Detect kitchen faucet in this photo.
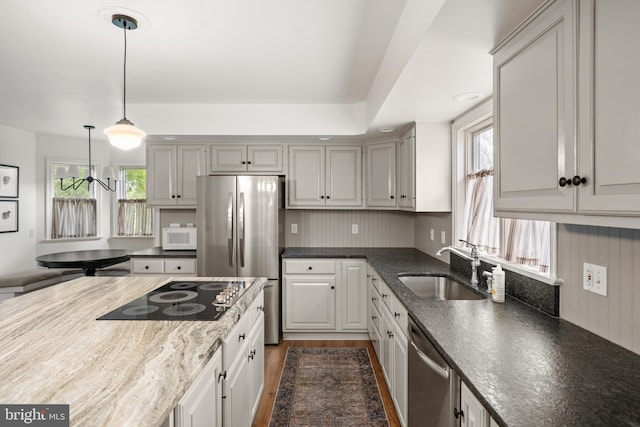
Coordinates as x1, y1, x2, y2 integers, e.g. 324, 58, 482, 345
436, 240, 481, 288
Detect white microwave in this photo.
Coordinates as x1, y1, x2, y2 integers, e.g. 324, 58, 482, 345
162, 227, 197, 250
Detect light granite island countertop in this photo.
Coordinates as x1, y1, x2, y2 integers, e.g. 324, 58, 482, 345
0, 275, 265, 426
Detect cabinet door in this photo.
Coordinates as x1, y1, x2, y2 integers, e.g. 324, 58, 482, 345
209, 145, 247, 172
284, 275, 336, 329
461, 382, 488, 427
147, 144, 177, 206
247, 145, 283, 172
175, 348, 222, 427
223, 357, 250, 427
288, 146, 325, 207
578, 0, 640, 213
177, 145, 205, 206
398, 129, 416, 210
380, 306, 394, 387
326, 146, 363, 207
247, 316, 265, 418
392, 321, 408, 427
340, 260, 367, 330
366, 141, 397, 207
493, 0, 575, 213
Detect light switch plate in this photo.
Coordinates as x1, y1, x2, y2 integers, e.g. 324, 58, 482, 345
430, 229, 435, 241
441, 231, 446, 244
291, 224, 298, 234
583, 262, 607, 296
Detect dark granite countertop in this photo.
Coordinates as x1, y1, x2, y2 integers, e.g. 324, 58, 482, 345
282, 247, 640, 427
127, 247, 196, 258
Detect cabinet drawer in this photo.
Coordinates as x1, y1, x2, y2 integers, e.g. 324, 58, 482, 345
391, 299, 408, 337
248, 290, 264, 325
223, 311, 251, 369
284, 259, 336, 275
165, 259, 196, 274
380, 280, 393, 311
131, 259, 164, 274
370, 299, 382, 336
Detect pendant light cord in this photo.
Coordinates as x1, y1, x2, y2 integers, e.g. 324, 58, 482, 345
122, 26, 128, 120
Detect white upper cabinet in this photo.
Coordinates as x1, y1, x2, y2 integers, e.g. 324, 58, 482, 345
577, 0, 640, 214
366, 140, 397, 208
493, 0, 640, 227
288, 145, 362, 208
209, 144, 283, 173
493, 0, 575, 214
147, 144, 205, 207
397, 123, 451, 212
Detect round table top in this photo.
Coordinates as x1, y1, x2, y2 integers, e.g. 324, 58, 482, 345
36, 249, 130, 272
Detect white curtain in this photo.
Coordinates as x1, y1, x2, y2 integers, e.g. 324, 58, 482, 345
117, 199, 153, 236
51, 198, 97, 239
462, 169, 550, 272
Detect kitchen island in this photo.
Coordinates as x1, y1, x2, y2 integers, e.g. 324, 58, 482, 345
283, 247, 640, 426
0, 275, 265, 426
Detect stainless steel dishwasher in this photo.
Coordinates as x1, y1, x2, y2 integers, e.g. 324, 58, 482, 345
408, 316, 460, 427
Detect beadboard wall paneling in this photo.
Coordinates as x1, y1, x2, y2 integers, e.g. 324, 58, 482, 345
559, 224, 640, 355
285, 210, 414, 247
414, 212, 453, 258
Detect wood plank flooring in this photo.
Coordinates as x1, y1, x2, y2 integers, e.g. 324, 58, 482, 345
252, 340, 401, 427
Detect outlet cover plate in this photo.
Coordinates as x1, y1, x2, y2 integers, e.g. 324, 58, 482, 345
583, 262, 607, 296
352, 224, 358, 234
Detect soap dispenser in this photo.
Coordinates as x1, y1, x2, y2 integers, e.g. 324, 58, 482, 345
491, 264, 505, 303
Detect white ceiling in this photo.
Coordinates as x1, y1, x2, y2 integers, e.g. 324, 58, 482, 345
0, 0, 544, 140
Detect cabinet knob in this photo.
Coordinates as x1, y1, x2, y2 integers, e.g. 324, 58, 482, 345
247, 161, 252, 165
218, 371, 227, 382
241, 161, 246, 164
177, 266, 181, 270
372, 315, 377, 320
382, 293, 388, 299
387, 330, 394, 337
394, 312, 400, 318
372, 297, 377, 302
171, 195, 176, 199
176, 195, 181, 198
390, 195, 394, 199
307, 266, 313, 271
572, 175, 587, 186
320, 195, 325, 199
238, 333, 246, 341
257, 305, 264, 311
326, 195, 330, 199
559, 177, 570, 187
330, 285, 335, 290
454, 408, 464, 419
145, 265, 149, 270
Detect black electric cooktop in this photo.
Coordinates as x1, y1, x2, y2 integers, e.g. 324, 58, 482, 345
97, 280, 249, 321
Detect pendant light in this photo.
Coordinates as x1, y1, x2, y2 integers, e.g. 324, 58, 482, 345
104, 14, 146, 150
56, 125, 118, 192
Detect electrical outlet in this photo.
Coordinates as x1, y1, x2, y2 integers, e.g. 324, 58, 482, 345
291, 223, 298, 234
441, 231, 446, 244
583, 262, 607, 296
352, 224, 359, 234
430, 229, 434, 241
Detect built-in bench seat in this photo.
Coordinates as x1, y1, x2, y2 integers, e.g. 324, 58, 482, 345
0, 261, 131, 301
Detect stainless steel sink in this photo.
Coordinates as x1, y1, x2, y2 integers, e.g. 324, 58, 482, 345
398, 274, 485, 300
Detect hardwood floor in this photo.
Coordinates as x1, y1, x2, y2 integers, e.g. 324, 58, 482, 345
252, 340, 401, 427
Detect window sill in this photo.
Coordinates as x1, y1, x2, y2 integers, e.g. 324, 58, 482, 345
109, 236, 155, 239
453, 247, 560, 286
41, 237, 103, 243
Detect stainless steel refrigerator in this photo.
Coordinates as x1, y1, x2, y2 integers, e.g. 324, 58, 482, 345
197, 175, 284, 344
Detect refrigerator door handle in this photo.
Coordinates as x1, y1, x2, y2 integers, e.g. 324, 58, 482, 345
239, 192, 245, 268
227, 192, 234, 267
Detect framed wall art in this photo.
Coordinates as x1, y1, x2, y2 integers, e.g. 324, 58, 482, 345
0, 164, 19, 198
0, 200, 18, 233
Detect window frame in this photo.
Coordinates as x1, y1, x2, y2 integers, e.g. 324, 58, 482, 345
45, 157, 102, 242
451, 98, 558, 284
111, 163, 155, 239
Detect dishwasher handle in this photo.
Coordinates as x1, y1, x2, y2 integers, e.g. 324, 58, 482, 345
409, 339, 450, 380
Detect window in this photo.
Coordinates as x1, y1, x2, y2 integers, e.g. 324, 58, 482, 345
453, 99, 552, 276
50, 162, 97, 239
116, 166, 152, 237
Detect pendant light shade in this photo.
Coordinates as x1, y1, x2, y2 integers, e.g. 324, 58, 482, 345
105, 14, 145, 150
104, 118, 146, 150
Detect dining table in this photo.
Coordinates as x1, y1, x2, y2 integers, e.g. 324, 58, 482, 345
36, 249, 130, 276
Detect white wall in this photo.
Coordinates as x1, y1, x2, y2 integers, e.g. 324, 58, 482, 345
0, 124, 37, 274
414, 212, 452, 258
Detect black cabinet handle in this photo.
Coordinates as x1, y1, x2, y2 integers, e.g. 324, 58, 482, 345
394, 312, 400, 318
390, 195, 394, 199
171, 195, 176, 199
326, 195, 330, 199
238, 333, 246, 341
307, 266, 313, 271
454, 408, 464, 419
559, 177, 568, 187
330, 285, 335, 290
320, 195, 325, 199
177, 195, 181, 198
241, 161, 246, 164
145, 266, 149, 270
177, 266, 181, 270
218, 371, 227, 382
572, 175, 587, 186
247, 161, 252, 164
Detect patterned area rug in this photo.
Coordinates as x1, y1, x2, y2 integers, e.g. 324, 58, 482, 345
269, 347, 389, 426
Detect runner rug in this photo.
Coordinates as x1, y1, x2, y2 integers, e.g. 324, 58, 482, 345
269, 347, 389, 426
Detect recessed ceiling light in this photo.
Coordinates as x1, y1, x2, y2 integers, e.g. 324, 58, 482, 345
163, 136, 177, 140
378, 127, 395, 133
452, 92, 482, 102
318, 137, 331, 141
